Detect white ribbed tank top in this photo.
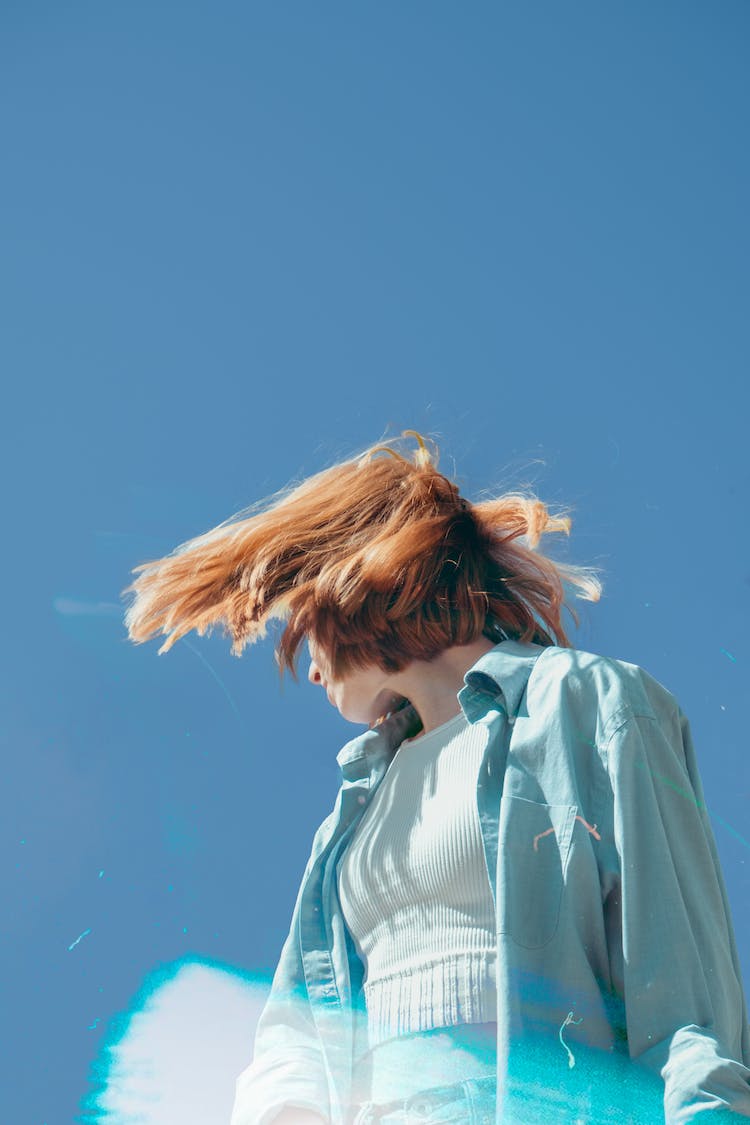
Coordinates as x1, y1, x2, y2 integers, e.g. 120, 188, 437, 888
337, 708, 498, 1051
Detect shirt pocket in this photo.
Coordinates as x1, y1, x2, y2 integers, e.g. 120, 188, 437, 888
496, 795, 577, 949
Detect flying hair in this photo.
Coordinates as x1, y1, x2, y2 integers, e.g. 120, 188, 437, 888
121, 431, 602, 678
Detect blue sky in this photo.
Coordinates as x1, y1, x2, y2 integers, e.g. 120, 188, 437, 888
1, 3, 748, 1122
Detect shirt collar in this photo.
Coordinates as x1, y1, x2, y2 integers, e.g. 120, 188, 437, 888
457, 638, 547, 723
336, 701, 422, 781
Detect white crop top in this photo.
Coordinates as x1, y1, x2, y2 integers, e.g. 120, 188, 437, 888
337, 708, 498, 1049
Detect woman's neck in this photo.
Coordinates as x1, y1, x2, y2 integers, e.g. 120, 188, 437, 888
389, 636, 498, 736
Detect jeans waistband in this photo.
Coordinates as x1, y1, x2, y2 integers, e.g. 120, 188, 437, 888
349, 1074, 496, 1124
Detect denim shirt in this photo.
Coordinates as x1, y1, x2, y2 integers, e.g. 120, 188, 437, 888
230, 641, 750, 1125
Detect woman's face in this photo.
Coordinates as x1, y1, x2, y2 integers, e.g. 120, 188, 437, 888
307, 637, 403, 726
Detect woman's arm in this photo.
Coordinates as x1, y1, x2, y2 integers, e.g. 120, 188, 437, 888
230, 821, 337, 1125
230, 965, 332, 1125
601, 701, 750, 1122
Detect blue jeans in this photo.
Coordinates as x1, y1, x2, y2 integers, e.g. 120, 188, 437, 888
349, 1075, 496, 1124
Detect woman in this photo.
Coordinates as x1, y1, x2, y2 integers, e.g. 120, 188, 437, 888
123, 432, 750, 1125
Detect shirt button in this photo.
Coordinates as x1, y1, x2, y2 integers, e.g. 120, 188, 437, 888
357, 795, 366, 804
409, 1097, 433, 1116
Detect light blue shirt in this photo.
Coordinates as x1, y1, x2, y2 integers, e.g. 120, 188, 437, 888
230, 641, 750, 1124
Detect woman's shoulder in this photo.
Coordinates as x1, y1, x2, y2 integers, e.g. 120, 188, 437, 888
529, 643, 681, 729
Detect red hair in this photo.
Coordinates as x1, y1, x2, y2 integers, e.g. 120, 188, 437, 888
122, 432, 601, 677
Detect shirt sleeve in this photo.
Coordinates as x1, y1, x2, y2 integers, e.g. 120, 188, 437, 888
600, 702, 750, 1123
229, 838, 333, 1125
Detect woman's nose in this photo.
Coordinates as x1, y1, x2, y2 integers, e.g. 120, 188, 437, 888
308, 660, 322, 686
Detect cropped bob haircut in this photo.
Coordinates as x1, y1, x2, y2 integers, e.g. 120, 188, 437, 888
122, 432, 601, 680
